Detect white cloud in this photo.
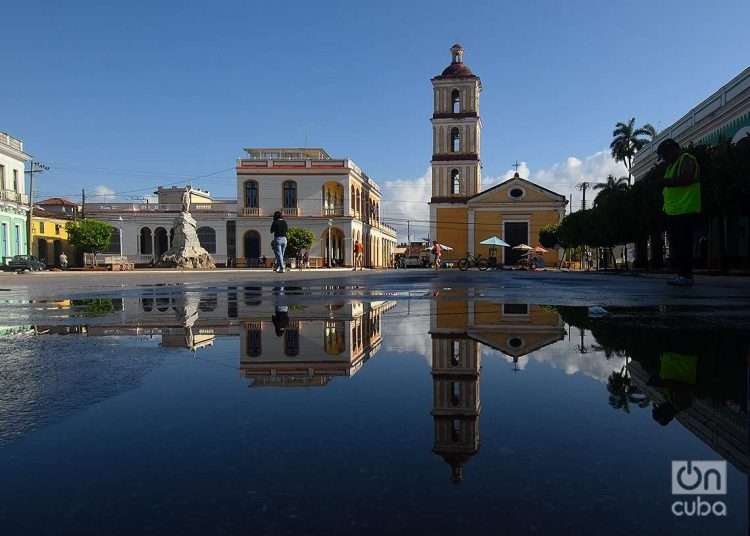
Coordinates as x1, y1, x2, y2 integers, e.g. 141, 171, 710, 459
94, 185, 116, 201
381, 168, 432, 241
380, 151, 627, 237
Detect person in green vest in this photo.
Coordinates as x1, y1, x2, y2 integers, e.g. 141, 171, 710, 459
657, 138, 701, 286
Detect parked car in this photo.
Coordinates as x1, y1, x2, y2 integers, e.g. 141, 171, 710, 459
4, 255, 46, 273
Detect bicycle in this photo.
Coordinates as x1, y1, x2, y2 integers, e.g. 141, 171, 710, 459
457, 253, 489, 271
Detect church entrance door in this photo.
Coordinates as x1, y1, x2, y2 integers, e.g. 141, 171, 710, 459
503, 222, 528, 266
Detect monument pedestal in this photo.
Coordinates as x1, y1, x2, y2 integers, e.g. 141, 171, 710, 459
158, 212, 216, 269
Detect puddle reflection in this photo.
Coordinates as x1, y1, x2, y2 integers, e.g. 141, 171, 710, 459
0, 288, 748, 533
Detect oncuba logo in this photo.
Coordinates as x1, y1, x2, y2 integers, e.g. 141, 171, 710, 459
671, 460, 727, 517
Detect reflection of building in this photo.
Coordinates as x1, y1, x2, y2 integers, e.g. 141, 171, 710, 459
628, 360, 749, 473
431, 334, 481, 483
428, 45, 567, 266
429, 299, 564, 480
240, 301, 395, 387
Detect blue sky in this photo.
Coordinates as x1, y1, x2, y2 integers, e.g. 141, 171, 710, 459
2, 0, 748, 230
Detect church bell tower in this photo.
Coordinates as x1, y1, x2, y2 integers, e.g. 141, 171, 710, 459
430, 44, 482, 201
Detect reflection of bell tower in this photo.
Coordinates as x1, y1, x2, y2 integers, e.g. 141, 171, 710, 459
431, 336, 481, 483
430, 43, 482, 201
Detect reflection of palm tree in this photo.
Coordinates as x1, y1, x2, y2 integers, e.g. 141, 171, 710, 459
610, 118, 656, 185
606, 357, 650, 413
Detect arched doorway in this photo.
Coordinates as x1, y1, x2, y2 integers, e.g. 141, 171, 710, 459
154, 227, 169, 257
243, 231, 261, 265
321, 227, 345, 266
38, 238, 49, 264
140, 227, 153, 257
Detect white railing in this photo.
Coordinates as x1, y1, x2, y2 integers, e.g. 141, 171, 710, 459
0, 132, 23, 152
241, 207, 262, 216
0, 189, 29, 204
280, 207, 301, 217
322, 206, 344, 217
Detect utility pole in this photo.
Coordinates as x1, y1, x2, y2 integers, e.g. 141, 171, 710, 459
569, 194, 572, 215
407, 220, 410, 244
24, 161, 49, 256
81, 188, 86, 219
576, 181, 592, 211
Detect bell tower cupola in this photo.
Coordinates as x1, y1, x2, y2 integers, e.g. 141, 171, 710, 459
430, 44, 482, 202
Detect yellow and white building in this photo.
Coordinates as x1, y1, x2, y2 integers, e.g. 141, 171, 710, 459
429, 45, 567, 266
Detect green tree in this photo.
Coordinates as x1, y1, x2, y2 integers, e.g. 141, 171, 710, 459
610, 118, 656, 185
538, 224, 559, 249
286, 227, 314, 259
65, 219, 112, 254
593, 175, 629, 206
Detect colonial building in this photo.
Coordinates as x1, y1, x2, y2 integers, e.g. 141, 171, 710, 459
236, 148, 397, 267
0, 131, 30, 263
632, 66, 750, 180
87, 147, 397, 268
429, 45, 567, 266
32, 198, 79, 267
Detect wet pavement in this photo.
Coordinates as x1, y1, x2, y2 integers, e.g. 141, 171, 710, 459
0, 275, 748, 535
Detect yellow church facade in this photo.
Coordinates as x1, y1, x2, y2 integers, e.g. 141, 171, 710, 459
429, 45, 567, 266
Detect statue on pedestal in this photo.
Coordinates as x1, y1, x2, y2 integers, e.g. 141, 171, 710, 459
158, 186, 216, 269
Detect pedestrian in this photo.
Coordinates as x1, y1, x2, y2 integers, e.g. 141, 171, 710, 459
432, 241, 442, 270
303, 250, 310, 269
353, 239, 364, 271
658, 138, 701, 286
270, 211, 288, 273
59, 251, 68, 270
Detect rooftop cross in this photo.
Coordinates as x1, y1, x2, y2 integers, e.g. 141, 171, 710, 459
512, 160, 521, 173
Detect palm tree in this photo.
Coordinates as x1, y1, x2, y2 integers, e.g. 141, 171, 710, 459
610, 118, 656, 185
593, 175, 629, 206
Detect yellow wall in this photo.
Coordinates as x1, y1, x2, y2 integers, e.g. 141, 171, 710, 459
436, 207, 467, 259
32, 216, 70, 240
471, 211, 562, 265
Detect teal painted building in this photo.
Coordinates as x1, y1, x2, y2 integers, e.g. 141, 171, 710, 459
0, 131, 30, 263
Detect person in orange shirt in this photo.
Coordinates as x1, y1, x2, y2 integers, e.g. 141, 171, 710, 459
353, 240, 364, 271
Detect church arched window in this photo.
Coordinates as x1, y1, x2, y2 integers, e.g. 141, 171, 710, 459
450, 127, 460, 152
451, 89, 460, 113
451, 169, 461, 195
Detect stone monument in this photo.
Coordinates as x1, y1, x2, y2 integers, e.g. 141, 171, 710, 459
158, 186, 216, 269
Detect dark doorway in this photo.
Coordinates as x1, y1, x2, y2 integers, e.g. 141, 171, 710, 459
38, 239, 49, 264
244, 231, 260, 263
53, 240, 63, 266
504, 222, 528, 266
155, 228, 169, 257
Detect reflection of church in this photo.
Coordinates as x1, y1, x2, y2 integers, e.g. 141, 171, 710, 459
430, 298, 564, 481
240, 301, 395, 387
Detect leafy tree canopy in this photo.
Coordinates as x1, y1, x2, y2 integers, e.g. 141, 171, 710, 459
286, 227, 315, 258
65, 219, 112, 254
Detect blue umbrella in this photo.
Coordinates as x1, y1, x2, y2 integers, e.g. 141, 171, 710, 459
480, 236, 510, 247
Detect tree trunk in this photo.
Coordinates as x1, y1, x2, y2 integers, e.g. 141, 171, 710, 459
719, 216, 728, 275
